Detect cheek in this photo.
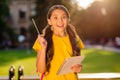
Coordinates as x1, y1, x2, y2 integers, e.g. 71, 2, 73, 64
64, 19, 69, 23
64, 20, 69, 26
51, 20, 57, 25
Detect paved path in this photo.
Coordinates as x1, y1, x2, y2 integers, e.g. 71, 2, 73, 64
85, 44, 120, 53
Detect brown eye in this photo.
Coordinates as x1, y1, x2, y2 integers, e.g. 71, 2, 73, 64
54, 17, 58, 20
62, 16, 67, 19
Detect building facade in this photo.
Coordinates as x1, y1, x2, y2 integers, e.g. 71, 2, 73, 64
8, 0, 36, 34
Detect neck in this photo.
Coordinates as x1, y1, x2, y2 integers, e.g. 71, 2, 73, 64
54, 31, 67, 37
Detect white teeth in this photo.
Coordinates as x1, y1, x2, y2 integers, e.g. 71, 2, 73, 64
58, 26, 62, 27
58, 25, 63, 27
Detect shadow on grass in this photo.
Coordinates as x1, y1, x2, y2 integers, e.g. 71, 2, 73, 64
0, 49, 36, 66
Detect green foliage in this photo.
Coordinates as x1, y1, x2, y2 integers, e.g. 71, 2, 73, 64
74, 0, 120, 39
0, 0, 15, 45
0, 0, 9, 16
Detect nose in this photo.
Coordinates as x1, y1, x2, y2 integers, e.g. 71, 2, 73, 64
58, 18, 63, 24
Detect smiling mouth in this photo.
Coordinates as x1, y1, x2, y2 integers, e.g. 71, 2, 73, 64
57, 25, 64, 28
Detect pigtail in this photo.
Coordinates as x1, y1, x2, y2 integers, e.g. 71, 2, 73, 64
67, 24, 81, 56
43, 25, 54, 72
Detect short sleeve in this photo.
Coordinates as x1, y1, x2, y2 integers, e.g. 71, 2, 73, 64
76, 35, 84, 49
79, 39, 85, 49
32, 38, 41, 51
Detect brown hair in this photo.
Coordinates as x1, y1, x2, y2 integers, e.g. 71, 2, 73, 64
42, 5, 80, 72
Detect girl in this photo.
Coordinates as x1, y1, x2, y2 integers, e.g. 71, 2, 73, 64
33, 5, 84, 80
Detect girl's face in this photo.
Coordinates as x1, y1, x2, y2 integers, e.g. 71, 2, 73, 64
48, 9, 69, 35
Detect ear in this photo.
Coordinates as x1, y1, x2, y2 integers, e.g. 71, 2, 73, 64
47, 19, 52, 25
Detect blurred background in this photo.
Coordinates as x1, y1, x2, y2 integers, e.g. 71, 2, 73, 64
0, 0, 120, 50
0, 0, 120, 79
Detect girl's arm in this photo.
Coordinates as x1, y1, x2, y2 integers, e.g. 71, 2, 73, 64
36, 35, 47, 73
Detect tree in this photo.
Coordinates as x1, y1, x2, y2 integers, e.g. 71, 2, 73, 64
0, 0, 15, 49
75, 0, 120, 40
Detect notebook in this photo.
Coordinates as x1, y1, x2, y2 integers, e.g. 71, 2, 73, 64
57, 55, 85, 75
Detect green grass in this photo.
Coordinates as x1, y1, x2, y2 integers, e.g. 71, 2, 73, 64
81, 48, 120, 73
0, 48, 120, 77
0, 49, 37, 77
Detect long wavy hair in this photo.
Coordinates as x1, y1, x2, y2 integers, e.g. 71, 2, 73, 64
42, 5, 81, 72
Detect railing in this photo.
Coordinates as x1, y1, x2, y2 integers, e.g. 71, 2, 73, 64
0, 65, 120, 80
0, 65, 15, 80
20, 73, 120, 80
0, 65, 23, 80
77, 73, 120, 80
0, 76, 9, 80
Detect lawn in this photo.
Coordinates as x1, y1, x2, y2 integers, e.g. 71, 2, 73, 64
0, 49, 37, 76
81, 48, 120, 73
0, 48, 120, 77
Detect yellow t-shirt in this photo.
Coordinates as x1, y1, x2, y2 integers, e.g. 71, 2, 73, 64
33, 34, 84, 80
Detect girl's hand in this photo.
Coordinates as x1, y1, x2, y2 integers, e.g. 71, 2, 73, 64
71, 64, 82, 73
37, 35, 47, 49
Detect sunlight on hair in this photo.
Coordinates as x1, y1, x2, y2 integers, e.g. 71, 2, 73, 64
76, 0, 104, 9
